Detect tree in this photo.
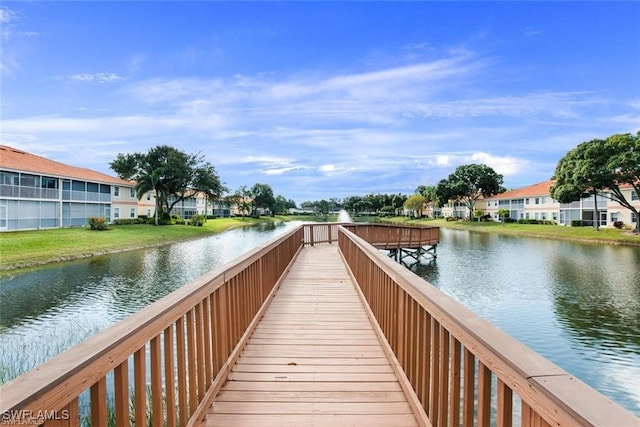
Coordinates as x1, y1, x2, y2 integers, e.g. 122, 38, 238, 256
110, 145, 225, 225
317, 200, 330, 218
416, 185, 438, 217
250, 183, 275, 215
232, 185, 252, 219
436, 164, 505, 219
404, 194, 426, 217
551, 132, 640, 232
273, 195, 290, 215
497, 208, 510, 225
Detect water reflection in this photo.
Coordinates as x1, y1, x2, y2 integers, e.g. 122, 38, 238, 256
550, 252, 640, 353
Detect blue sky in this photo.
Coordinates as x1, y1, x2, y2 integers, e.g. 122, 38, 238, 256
2, 1, 639, 204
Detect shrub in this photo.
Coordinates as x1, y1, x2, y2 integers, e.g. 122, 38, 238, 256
88, 216, 108, 230
504, 218, 517, 223
613, 220, 624, 229
189, 214, 206, 226
171, 214, 185, 225
147, 212, 172, 225
571, 220, 588, 227
518, 219, 540, 225
113, 218, 145, 225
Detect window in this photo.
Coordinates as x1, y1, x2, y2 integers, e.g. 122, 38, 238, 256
20, 174, 38, 187
130, 188, 136, 198
541, 213, 547, 220
632, 190, 639, 201
632, 213, 638, 224
1, 172, 19, 185
41, 177, 58, 189
114, 187, 119, 196
147, 209, 151, 216
525, 213, 530, 219
146, 193, 151, 201
526, 198, 530, 205
541, 196, 546, 204
611, 212, 619, 222
114, 208, 120, 219
535, 197, 540, 205
130, 208, 136, 218
552, 212, 558, 221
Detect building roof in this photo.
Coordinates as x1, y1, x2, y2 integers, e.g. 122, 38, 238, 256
487, 180, 555, 200
0, 145, 133, 186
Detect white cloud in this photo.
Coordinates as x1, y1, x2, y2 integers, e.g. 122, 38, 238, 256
53, 72, 127, 83
469, 152, 528, 176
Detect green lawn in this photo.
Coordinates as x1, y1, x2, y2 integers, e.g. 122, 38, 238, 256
0, 216, 287, 271
381, 216, 640, 245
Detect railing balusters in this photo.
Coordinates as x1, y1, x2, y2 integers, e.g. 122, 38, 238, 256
89, 376, 107, 427
202, 296, 213, 388
429, 319, 441, 424
176, 316, 188, 427
497, 378, 513, 427
423, 312, 432, 413
477, 362, 492, 426
134, 347, 147, 427
462, 349, 475, 427
114, 360, 129, 426
438, 327, 450, 427
186, 309, 197, 414
195, 302, 206, 401
150, 336, 163, 427
164, 325, 177, 427
449, 338, 462, 427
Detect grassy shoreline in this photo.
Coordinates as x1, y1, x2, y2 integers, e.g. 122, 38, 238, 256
0, 216, 292, 273
380, 216, 640, 246
2, 215, 638, 274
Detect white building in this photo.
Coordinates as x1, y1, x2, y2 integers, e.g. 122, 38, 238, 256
0, 145, 137, 231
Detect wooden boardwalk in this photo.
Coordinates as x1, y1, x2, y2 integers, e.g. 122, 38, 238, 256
200, 244, 420, 427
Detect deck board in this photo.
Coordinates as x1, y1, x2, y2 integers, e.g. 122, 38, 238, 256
200, 245, 420, 427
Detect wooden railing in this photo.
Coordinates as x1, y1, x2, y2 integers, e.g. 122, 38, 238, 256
337, 225, 639, 427
303, 222, 439, 250
302, 222, 343, 245
344, 223, 439, 249
0, 226, 305, 426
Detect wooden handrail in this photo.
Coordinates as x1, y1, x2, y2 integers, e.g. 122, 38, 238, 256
0, 226, 305, 426
337, 225, 639, 427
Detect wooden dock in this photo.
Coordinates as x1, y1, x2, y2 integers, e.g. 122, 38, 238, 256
200, 245, 421, 427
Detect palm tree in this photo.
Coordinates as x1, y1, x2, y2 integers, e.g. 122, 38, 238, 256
135, 169, 166, 226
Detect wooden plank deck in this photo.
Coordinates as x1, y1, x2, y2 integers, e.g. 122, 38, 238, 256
200, 245, 420, 427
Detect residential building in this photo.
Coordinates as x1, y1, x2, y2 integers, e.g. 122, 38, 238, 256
485, 180, 639, 228
0, 145, 137, 231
